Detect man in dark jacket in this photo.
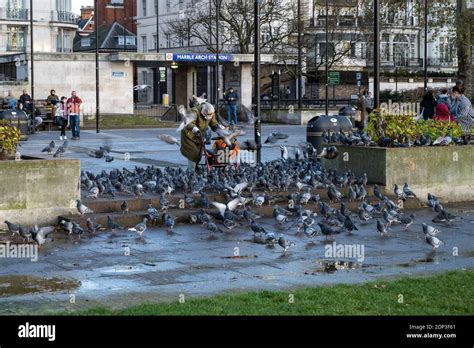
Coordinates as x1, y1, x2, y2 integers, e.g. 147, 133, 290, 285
19, 89, 32, 112
225, 87, 239, 124
180, 102, 224, 170
420, 89, 437, 120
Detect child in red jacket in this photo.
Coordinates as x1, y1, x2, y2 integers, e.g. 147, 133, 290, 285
434, 103, 454, 122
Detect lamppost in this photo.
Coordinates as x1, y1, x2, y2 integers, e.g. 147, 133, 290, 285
297, 0, 302, 110
95, 0, 100, 133
325, 0, 329, 115
29, 0, 34, 106
254, 0, 261, 164
373, 0, 380, 109
423, 0, 428, 91
215, 0, 221, 108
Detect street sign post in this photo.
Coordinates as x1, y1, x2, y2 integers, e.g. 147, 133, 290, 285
328, 71, 340, 85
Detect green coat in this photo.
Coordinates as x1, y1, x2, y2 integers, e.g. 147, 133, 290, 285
180, 105, 219, 162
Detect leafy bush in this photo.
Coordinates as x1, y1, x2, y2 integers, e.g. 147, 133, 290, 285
367, 112, 463, 144
0, 121, 21, 159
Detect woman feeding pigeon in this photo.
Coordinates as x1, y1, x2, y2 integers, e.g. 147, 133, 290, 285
180, 102, 225, 170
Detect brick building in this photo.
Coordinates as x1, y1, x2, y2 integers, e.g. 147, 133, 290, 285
97, 0, 136, 34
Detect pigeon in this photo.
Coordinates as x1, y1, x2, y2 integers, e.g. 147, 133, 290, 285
400, 213, 415, 231
344, 216, 358, 235
162, 213, 175, 233
264, 132, 289, 144
222, 219, 238, 231
373, 184, 384, 200
303, 225, 318, 241
211, 198, 242, 218
376, 220, 388, 235
280, 145, 288, 160
107, 216, 122, 234
225, 182, 248, 197
30, 225, 55, 248
71, 223, 84, 240
121, 201, 129, 215
128, 218, 147, 239
394, 184, 406, 201
403, 183, 417, 198
358, 208, 371, 224
205, 221, 224, 236
105, 155, 114, 162
383, 209, 401, 228
159, 134, 180, 146
133, 184, 144, 198
60, 219, 73, 234
76, 200, 93, 215
278, 236, 295, 255
425, 233, 444, 250
147, 204, 160, 224
317, 222, 341, 240
53, 141, 68, 157
16, 225, 31, 242
41, 141, 55, 154
250, 219, 266, 235
176, 105, 197, 132
200, 192, 209, 208
133, 84, 153, 91
4, 220, 20, 234
87, 186, 99, 199
86, 218, 102, 234
422, 223, 441, 237
432, 208, 456, 224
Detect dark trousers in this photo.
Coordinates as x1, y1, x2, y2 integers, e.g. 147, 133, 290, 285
60, 118, 68, 136
226, 104, 238, 124
69, 115, 80, 137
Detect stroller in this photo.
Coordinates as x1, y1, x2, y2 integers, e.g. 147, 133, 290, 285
195, 135, 240, 173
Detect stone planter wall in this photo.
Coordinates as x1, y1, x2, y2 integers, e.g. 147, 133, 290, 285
0, 158, 81, 228
323, 145, 474, 202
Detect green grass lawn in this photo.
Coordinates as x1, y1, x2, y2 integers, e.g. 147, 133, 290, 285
75, 270, 473, 316
83, 115, 177, 129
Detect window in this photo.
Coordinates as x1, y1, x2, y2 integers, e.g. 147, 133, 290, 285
166, 33, 171, 48
319, 42, 335, 58
343, 42, 356, 58
81, 37, 91, 47
439, 37, 454, 63
142, 71, 148, 85
111, 0, 124, 4
142, 0, 147, 16
141, 35, 147, 52
153, 34, 157, 49
339, 16, 355, 27
166, 0, 171, 12
179, 0, 184, 11
6, 26, 25, 51
56, 0, 71, 12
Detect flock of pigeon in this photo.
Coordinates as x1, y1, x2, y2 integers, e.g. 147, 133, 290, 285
4, 151, 456, 254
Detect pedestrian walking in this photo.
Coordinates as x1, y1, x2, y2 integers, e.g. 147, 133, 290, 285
67, 91, 83, 140
225, 87, 239, 125
55, 96, 69, 140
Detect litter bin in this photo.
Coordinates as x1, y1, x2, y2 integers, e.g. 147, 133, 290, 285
306, 115, 352, 152
0, 109, 29, 141
339, 106, 357, 127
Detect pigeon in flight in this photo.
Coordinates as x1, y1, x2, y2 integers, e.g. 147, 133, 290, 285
175, 105, 197, 132
264, 132, 289, 144
158, 134, 180, 146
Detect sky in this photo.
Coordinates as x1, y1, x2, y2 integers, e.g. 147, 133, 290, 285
72, 0, 94, 14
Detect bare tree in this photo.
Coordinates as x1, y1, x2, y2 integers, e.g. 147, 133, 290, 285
163, 0, 297, 54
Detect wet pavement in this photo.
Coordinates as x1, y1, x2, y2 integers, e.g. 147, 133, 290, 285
1, 126, 472, 314
0, 203, 473, 314
18, 125, 304, 172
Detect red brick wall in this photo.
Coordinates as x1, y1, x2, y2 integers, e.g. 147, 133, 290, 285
97, 0, 137, 34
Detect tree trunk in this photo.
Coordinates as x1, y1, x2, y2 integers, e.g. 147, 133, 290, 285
456, 0, 472, 98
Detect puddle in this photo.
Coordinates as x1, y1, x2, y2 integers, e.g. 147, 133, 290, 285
397, 257, 439, 268
0, 275, 80, 297
308, 260, 372, 274
95, 265, 146, 274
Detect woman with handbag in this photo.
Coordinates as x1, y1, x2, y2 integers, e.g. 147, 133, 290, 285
54, 96, 69, 140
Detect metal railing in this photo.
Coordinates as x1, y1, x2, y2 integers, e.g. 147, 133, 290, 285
6, 44, 25, 52
260, 98, 353, 110
427, 57, 457, 68
133, 103, 179, 121
51, 10, 78, 24
0, 8, 29, 20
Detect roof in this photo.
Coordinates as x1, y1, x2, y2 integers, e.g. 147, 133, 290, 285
73, 21, 137, 52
